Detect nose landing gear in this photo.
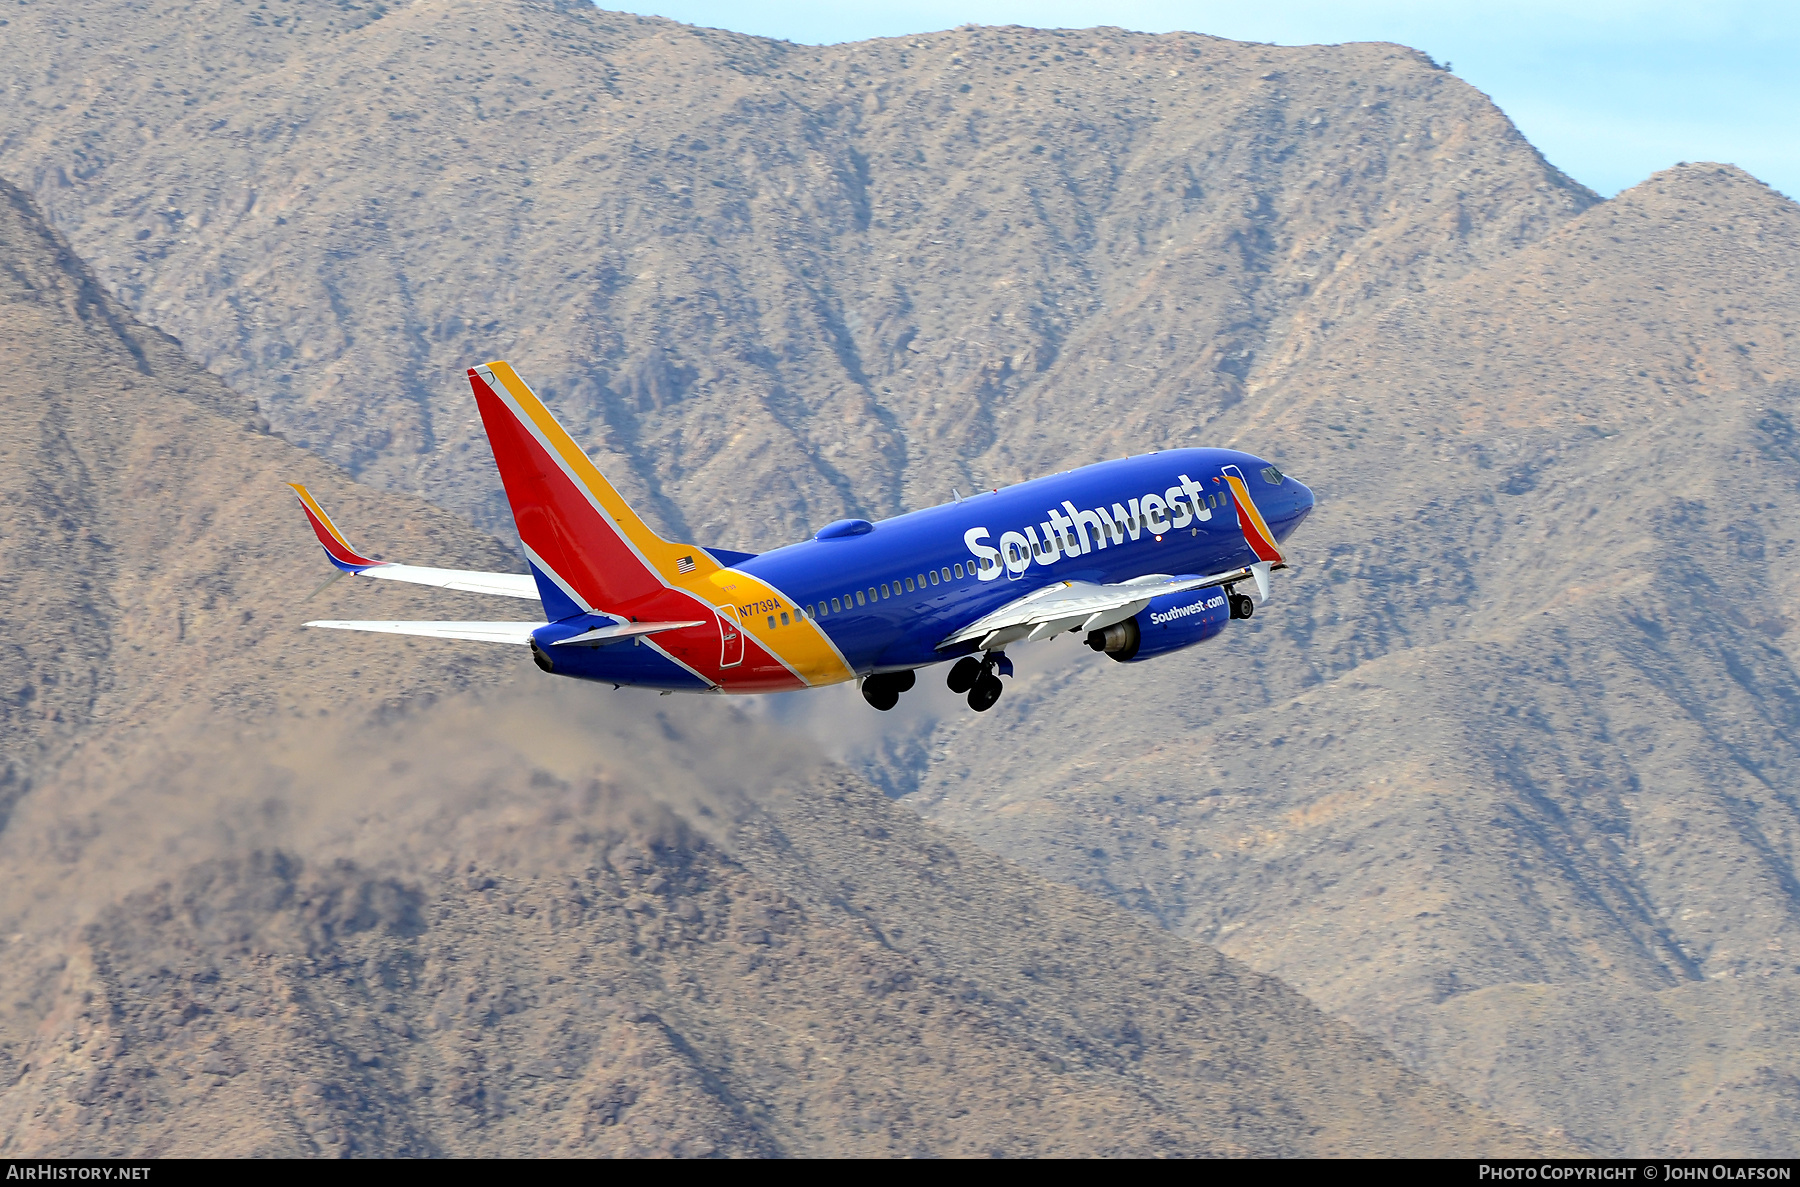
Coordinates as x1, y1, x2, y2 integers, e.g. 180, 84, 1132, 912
947, 653, 1009, 712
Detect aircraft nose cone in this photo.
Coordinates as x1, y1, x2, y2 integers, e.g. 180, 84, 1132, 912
1281, 477, 1315, 533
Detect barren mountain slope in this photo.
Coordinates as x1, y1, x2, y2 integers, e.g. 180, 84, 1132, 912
0, 713, 1539, 1158
0, 0, 1591, 541
0, 179, 1542, 1156
902, 165, 1800, 1155
6, 0, 1791, 1153
0, 176, 518, 812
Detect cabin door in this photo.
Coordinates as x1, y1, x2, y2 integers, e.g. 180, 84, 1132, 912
717, 609, 745, 668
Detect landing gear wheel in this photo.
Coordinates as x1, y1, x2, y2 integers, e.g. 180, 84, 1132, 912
861, 681, 900, 711
968, 673, 1003, 712
946, 656, 983, 694
861, 669, 915, 711
1230, 593, 1255, 620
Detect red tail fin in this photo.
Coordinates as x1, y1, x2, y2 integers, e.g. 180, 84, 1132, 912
468, 362, 718, 616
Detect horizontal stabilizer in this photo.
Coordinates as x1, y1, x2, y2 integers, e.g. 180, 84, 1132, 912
552, 620, 706, 647
303, 620, 545, 645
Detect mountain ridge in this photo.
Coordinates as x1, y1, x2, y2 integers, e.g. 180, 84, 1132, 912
0, 0, 1593, 542
0, 174, 1544, 1156
5, 0, 1800, 1153
903, 160, 1800, 1153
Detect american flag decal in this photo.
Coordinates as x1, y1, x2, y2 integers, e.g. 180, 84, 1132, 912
677, 554, 696, 575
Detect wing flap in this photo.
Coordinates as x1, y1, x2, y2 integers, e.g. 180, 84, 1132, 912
938, 567, 1256, 650
303, 620, 545, 645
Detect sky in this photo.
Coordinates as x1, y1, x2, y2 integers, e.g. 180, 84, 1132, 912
614, 1, 1798, 201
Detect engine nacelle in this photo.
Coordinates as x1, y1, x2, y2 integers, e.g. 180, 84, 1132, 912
1086, 583, 1231, 663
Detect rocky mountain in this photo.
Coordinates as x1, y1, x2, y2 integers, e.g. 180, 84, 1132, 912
0, 171, 517, 815
901, 162, 1800, 1154
5, 0, 1800, 1156
0, 178, 1537, 1155
0, 0, 1589, 541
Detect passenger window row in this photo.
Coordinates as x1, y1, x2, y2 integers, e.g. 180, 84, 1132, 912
800, 562, 968, 621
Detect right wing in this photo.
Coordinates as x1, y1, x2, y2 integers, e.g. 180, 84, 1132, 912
289, 483, 540, 600
938, 566, 1260, 651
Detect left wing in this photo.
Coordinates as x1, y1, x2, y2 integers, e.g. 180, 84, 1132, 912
289, 483, 540, 600
938, 566, 1261, 651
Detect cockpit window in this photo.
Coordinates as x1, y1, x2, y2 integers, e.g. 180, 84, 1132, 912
1260, 465, 1285, 485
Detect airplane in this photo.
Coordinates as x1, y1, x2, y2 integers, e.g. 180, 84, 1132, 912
291, 361, 1315, 712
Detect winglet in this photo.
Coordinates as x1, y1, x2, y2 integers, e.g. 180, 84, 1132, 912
288, 483, 383, 572
1221, 465, 1287, 567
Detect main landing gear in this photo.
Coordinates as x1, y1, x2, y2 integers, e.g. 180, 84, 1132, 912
860, 668, 916, 711
946, 652, 1010, 713
1228, 590, 1255, 620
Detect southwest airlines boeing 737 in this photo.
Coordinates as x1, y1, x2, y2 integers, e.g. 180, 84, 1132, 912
292, 362, 1315, 712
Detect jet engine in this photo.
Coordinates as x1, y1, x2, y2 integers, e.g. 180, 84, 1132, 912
1086, 584, 1231, 663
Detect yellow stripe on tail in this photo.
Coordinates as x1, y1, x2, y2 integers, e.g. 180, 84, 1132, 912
480, 361, 721, 585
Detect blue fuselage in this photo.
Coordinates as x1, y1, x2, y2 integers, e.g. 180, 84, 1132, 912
739, 447, 1313, 673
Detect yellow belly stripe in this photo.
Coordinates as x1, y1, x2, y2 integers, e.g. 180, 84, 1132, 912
697, 569, 856, 687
